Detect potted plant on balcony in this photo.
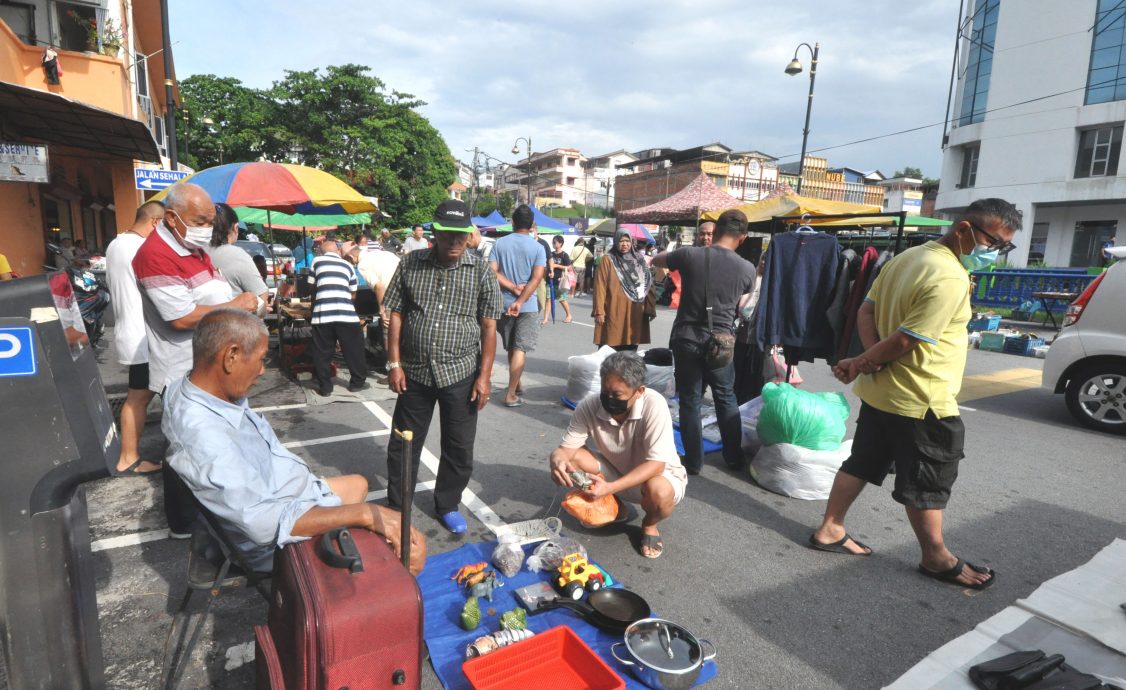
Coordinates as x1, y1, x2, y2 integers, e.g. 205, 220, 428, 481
66, 9, 98, 52
101, 19, 123, 57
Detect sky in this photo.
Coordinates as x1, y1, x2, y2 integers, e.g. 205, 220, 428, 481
170, 0, 961, 178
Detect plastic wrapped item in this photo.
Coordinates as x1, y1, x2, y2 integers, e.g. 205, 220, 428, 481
526, 537, 588, 573
561, 489, 620, 528
740, 397, 764, 455
750, 440, 853, 500
565, 345, 616, 404
465, 629, 535, 659
491, 533, 525, 578
756, 383, 850, 451
645, 364, 675, 398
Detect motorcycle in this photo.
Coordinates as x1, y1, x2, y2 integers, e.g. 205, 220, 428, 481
65, 265, 111, 347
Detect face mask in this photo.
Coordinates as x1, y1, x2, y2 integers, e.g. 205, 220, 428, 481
957, 230, 999, 272
172, 211, 213, 249
600, 391, 630, 415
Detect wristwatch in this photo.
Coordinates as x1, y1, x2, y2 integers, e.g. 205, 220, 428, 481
387, 361, 402, 370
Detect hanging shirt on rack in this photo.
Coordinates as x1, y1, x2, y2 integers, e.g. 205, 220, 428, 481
835, 246, 880, 362
824, 248, 860, 364
755, 230, 840, 361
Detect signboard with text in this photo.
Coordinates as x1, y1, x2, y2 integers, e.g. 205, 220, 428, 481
0, 142, 49, 184
134, 167, 190, 191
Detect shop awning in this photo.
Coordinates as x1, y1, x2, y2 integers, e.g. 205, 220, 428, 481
701, 193, 880, 223
0, 81, 161, 162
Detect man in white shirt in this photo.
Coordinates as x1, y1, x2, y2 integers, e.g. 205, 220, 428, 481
549, 352, 687, 559
105, 201, 165, 475
402, 225, 429, 253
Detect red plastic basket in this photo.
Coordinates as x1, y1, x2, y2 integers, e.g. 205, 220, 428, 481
462, 626, 625, 690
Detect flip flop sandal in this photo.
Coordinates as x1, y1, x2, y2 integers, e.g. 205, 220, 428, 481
918, 558, 995, 590
808, 533, 872, 556
116, 458, 162, 477
639, 534, 664, 559
503, 397, 525, 408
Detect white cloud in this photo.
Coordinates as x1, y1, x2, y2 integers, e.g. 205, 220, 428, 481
172, 0, 962, 176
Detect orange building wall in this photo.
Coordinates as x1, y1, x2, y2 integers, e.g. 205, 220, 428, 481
0, 182, 47, 276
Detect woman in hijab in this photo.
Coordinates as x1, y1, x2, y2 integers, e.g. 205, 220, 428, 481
592, 228, 656, 351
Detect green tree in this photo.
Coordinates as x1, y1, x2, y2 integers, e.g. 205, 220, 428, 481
893, 166, 925, 179
179, 75, 277, 170
471, 191, 497, 216
496, 192, 516, 218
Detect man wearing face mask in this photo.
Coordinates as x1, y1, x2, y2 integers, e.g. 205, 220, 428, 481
132, 183, 258, 536
549, 352, 687, 559
810, 198, 1019, 591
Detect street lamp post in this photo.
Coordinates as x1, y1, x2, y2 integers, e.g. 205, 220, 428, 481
181, 109, 190, 163
785, 42, 819, 195
511, 136, 532, 205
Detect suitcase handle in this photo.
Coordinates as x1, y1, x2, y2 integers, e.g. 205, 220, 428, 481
319, 528, 365, 573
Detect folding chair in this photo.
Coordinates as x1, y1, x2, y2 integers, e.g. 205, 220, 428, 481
162, 476, 272, 690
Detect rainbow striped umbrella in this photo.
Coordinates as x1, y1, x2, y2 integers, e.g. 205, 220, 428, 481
151, 161, 376, 215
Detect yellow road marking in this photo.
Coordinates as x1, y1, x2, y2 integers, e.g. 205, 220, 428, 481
958, 367, 1043, 403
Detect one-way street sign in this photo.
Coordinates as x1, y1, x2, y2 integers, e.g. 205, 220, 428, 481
134, 168, 189, 191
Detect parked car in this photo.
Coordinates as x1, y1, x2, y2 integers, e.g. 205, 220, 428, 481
235, 240, 278, 289
1042, 247, 1126, 435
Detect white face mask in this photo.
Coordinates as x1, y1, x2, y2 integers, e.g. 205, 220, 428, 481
171, 211, 213, 249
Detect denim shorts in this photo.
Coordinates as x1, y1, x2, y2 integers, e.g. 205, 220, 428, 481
840, 402, 965, 510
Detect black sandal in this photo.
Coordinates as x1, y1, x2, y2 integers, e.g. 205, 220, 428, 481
639, 534, 664, 559
918, 558, 995, 590
116, 458, 162, 477
808, 533, 872, 555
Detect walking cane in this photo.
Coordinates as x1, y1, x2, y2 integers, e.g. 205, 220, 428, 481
393, 428, 414, 570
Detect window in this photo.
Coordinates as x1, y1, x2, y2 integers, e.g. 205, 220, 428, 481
1075, 125, 1122, 178
135, 52, 149, 97
0, 2, 36, 44
959, 144, 980, 187
1028, 222, 1049, 263
1070, 221, 1117, 267
1086, 0, 1126, 104
957, 0, 998, 126
55, 2, 95, 52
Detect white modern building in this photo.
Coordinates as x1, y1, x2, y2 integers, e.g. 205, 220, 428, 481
880, 176, 924, 215
583, 149, 637, 209
937, 0, 1126, 267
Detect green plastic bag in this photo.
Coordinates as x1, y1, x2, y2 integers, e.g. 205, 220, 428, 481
756, 383, 850, 450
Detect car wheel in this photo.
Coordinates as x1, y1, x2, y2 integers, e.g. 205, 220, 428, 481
1064, 363, 1126, 435
564, 581, 584, 600
586, 578, 603, 593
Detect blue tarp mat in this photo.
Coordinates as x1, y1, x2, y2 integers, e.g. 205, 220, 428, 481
417, 541, 716, 690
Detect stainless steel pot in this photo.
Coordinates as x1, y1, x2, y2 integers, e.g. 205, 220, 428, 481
611, 618, 716, 690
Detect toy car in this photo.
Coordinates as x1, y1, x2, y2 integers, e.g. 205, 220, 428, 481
556, 553, 604, 600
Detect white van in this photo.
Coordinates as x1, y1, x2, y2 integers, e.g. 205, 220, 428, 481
1042, 247, 1126, 435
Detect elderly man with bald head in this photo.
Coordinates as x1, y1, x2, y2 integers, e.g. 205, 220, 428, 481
163, 308, 425, 573
132, 182, 258, 537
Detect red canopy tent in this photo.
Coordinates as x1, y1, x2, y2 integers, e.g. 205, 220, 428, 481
616, 172, 742, 224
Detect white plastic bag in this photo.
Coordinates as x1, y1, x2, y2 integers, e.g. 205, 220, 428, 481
565, 345, 617, 405
749, 440, 852, 500
492, 533, 525, 578
645, 364, 675, 398
739, 397, 764, 455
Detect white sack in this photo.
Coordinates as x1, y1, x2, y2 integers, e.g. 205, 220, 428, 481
749, 440, 852, 501
565, 345, 617, 404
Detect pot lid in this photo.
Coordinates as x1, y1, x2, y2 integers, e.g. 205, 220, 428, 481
624, 619, 702, 673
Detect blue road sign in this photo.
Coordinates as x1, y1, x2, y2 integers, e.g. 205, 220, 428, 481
0, 327, 37, 378
134, 168, 190, 191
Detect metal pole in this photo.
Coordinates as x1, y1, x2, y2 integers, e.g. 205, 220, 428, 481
159, 0, 178, 169
526, 139, 532, 206
796, 43, 819, 195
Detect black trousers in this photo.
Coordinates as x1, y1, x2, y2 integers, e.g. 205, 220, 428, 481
312, 321, 367, 388
386, 373, 478, 516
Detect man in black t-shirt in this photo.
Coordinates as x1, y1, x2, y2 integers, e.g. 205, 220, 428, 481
652, 210, 756, 474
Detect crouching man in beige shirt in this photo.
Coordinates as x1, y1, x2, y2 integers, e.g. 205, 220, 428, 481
549, 351, 688, 559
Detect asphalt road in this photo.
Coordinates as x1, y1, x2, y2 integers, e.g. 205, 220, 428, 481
84, 296, 1126, 689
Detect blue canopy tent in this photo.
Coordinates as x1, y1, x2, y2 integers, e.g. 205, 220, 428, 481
531, 206, 573, 232
472, 210, 506, 227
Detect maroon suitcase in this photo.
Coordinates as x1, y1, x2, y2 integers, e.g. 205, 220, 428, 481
261, 527, 424, 689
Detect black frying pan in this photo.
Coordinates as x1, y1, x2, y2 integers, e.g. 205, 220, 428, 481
531, 588, 651, 633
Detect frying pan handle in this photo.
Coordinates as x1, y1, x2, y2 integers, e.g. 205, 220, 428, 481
610, 643, 634, 667
530, 598, 594, 617
699, 639, 718, 662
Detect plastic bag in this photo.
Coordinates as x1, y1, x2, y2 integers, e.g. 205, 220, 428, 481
561, 484, 620, 528
750, 440, 852, 500
739, 396, 764, 455
565, 345, 617, 405
756, 383, 850, 451
492, 533, 525, 578
526, 536, 587, 573
645, 364, 675, 398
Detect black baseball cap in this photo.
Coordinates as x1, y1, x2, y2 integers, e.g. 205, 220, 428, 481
432, 199, 473, 232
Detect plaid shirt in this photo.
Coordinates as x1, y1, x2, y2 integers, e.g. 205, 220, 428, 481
383, 248, 503, 388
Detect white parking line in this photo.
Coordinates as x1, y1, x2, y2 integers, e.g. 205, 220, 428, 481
283, 429, 390, 449
569, 321, 595, 328
254, 402, 312, 413
959, 405, 978, 412
362, 401, 508, 534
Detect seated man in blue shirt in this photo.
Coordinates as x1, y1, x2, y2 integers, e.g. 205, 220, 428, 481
163, 308, 425, 574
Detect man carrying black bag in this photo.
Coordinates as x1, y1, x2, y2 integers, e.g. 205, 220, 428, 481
651, 210, 756, 475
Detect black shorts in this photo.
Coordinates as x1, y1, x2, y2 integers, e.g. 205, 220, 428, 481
840, 402, 965, 510
127, 362, 150, 391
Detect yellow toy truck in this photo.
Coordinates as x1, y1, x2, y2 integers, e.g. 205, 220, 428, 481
556, 552, 605, 600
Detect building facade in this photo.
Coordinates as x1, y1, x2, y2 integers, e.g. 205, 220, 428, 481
879, 176, 924, 215
582, 149, 637, 209
777, 157, 885, 206
726, 151, 781, 202
613, 143, 734, 214
0, 0, 172, 275
502, 147, 588, 207
936, 0, 1126, 267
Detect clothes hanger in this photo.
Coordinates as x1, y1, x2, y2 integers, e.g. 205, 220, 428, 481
794, 213, 817, 234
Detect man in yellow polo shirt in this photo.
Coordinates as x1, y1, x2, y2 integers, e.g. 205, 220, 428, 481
810, 198, 1020, 591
